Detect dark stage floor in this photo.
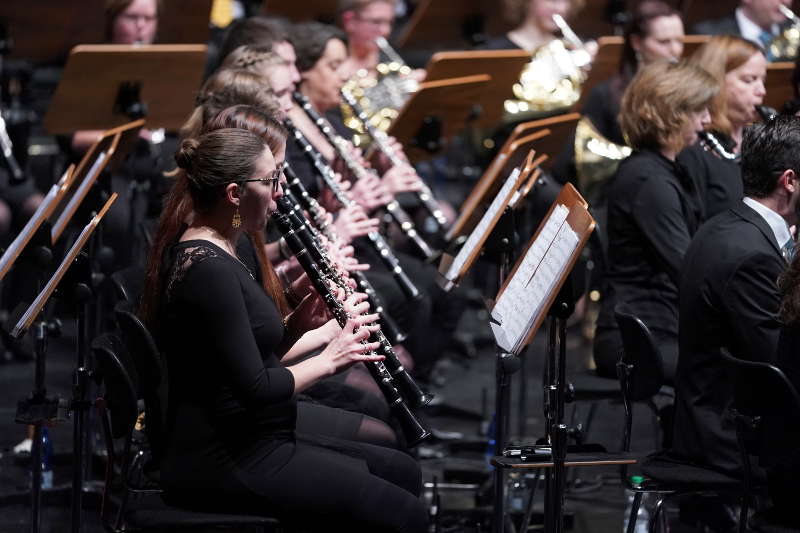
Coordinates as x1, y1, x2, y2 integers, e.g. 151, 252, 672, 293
0, 296, 702, 532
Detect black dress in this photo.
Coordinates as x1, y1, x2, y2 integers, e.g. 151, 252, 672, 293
157, 240, 427, 532
593, 150, 703, 382
677, 136, 742, 219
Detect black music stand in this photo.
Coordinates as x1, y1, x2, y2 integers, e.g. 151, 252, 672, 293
8, 192, 117, 533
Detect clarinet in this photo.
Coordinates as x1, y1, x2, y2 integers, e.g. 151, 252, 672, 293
340, 87, 448, 230
697, 131, 740, 163
272, 209, 432, 445
756, 104, 778, 122
281, 181, 408, 345
277, 196, 432, 408
292, 91, 436, 261
285, 118, 421, 301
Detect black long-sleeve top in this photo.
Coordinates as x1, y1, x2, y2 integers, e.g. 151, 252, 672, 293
158, 240, 296, 490
677, 137, 742, 219
597, 150, 703, 336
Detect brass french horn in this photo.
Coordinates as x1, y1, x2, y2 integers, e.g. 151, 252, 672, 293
574, 116, 631, 201
769, 5, 800, 61
505, 14, 593, 116
341, 36, 418, 146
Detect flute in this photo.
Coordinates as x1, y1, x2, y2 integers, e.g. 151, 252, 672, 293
272, 209, 431, 445
292, 91, 436, 261
340, 87, 448, 230
285, 118, 421, 301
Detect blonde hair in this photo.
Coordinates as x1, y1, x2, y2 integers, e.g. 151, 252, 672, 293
501, 0, 585, 25
620, 60, 718, 153
220, 44, 286, 73
688, 35, 764, 137
179, 68, 281, 141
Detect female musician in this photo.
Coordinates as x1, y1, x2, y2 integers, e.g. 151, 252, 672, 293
140, 127, 427, 531
484, 0, 585, 51
678, 35, 767, 217
289, 21, 466, 377
582, 0, 684, 146
593, 60, 716, 383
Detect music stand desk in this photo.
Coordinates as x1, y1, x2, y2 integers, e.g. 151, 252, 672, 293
44, 44, 207, 134
766, 61, 795, 112
424, 50, 531, 128
388, 74, 490, 162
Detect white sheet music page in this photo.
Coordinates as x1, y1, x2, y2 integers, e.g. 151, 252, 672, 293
490, 203, 579, 353
444, 167, 522, 281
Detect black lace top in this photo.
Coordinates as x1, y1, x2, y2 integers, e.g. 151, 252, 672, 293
158, 240, 296, 489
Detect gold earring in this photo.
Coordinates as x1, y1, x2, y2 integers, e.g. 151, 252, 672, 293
232, 207, 241, 228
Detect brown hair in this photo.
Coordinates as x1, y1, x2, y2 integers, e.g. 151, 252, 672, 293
338, 0, 397, 15
180, 68, 282, 140
104, 0, 162, 42
140, 129, 268, 328
203, 105, 291, 317
689, 35, 764, 137
620, 60, 718, 153
220, 45, 286, 74
501, 0, 585, 26
620, 1, 681, 81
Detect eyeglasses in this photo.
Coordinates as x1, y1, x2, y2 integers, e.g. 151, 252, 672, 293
355, 15, 394, 27
241, 161, 286, 192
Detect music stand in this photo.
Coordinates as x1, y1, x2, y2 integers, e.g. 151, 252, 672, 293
261, 0, 338, 23
0, 165, 74, 281
387, 74, 490, 162
438, 149, 537, 291
1, 1, 212, 63
488, 183, 595, 533
424, 50, 531, 128
48, 120, 144, 243
44, 44, 207, 134
765, 61, 795, 111
447, 113, 579, 242
11, 193, 117, 533
396, 0, 484, 49
573, 35, 710, 113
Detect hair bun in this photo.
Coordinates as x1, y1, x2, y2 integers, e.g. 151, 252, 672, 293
175, 138, 200, 171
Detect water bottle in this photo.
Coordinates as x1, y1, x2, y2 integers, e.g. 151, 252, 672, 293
622, 476, 649, 533
41, 427, 53, 490
484, 414, 496, 469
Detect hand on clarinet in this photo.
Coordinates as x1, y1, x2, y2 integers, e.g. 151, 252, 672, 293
332, 205, 381, 243
284, 290, 332, 336
350, 173, 393, 212
319, 314, 383, 374
381, 165, 423, 195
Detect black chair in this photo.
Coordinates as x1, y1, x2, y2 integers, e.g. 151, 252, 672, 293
109, 265, 145, 305
721, 349, 800, 533
615, 304, 741, 533
92, 333, 284, 532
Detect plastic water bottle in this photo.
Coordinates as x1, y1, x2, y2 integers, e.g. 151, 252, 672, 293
41, 427, 53, 489
485, 414, 496, 469
622, 476, 649, 533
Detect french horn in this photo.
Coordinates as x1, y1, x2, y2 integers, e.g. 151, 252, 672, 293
505, 14, 593, 116
574, 116, 631, 202
768, 5, 800, 61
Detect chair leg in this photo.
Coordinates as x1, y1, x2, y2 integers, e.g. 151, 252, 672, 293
650, 496, 668, 533
627, 491, 644, 533
739, 493, 749, 533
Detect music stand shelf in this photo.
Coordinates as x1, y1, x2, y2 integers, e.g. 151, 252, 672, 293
44, 44, 207, 134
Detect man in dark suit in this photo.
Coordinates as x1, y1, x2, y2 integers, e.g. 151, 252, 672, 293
692, 0, 791, 55
673, 115, 800, 477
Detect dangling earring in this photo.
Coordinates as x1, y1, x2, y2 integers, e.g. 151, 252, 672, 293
232, 207, 241, 229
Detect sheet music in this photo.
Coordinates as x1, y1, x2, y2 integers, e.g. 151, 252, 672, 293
445, 167, 521, 281
0, 182, 60, 280
491, 203, 580, 353
51, 151, 107, 242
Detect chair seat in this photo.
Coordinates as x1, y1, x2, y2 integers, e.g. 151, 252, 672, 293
126, 495, 282, 530
639, 453, 742, 490
570, 371, 620, 401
